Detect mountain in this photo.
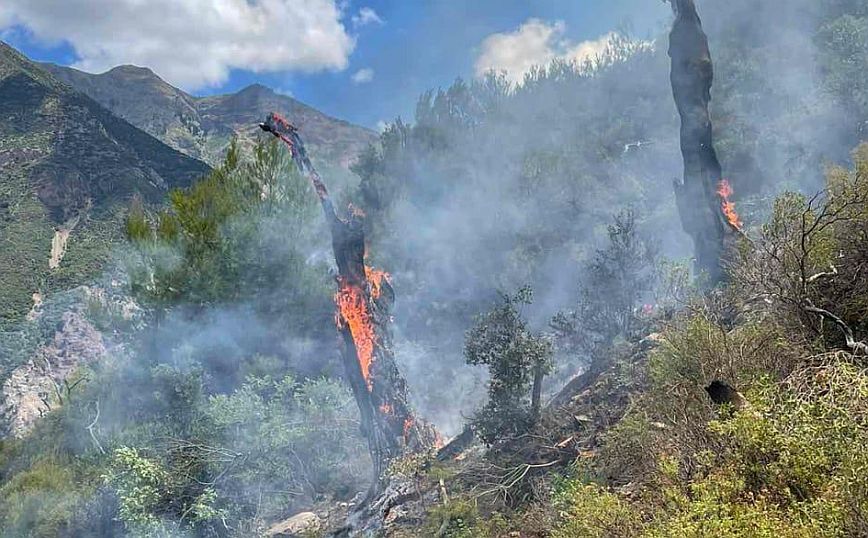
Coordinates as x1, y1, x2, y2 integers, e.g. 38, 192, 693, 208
0, 41, 210, 323
44, 64, 378, 170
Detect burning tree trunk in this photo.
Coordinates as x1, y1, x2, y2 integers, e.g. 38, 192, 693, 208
669, 0, 742, 284
260, 113, 436, 483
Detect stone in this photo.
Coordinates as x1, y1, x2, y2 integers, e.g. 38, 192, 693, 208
265, 512, 321, 537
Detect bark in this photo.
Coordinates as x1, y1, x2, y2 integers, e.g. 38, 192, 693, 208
530, 363, 544, 419
668, 0, 738, 284
260, 113, 436, 485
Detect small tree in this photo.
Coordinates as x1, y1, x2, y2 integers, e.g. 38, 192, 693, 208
552, 209, 658, 363
465, 287, 553, 445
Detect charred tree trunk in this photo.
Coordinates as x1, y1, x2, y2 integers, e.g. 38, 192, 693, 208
531, 363, 544, 420
260, 113, 436, 487
669, 0, 739, 284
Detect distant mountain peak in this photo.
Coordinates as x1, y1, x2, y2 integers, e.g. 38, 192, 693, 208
238, 82, 274, 95
0, 40, 65, 89
104, 64, 158, 78
0, 42, 211, 322
45, 58, 377, 169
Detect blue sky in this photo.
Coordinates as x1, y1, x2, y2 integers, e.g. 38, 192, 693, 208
1, 0, 670, 129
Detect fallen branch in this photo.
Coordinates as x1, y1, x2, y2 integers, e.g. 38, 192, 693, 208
803, 300, 868, 355
806, 264, 838, 283
473, 459, 561, 502
86, 399, 105, 455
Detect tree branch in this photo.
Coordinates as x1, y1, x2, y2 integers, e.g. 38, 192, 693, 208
803, 300, 868, 355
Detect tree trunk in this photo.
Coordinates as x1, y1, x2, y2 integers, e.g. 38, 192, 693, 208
668, 0, 739, 284
531, 362, 544, 420
260, 113, 437, 487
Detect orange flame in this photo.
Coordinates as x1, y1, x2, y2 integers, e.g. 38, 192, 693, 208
365, 266, 390, 299
380, 402, 393, 415
335, 278, 377, 390
716, 179, 743, 230
334, 261, 391, 391
403, 416, 414, 441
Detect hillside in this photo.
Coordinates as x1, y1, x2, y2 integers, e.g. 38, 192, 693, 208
44, 64, 378, 171
0, 41, 210, 323
0, 1, 867, 537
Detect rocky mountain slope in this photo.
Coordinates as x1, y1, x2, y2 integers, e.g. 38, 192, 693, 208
44, 63, 378, 170
0, 41, 210, 324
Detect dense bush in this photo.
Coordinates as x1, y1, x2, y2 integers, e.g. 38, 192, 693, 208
546, 150, 868, 537
464, 287, 553, 444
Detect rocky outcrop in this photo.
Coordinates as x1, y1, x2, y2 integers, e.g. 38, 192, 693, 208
265, 511, 322, 537
0, 310, 106, 438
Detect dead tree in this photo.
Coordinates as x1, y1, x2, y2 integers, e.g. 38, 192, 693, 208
260, 113, 436, 485
669, 0, 741, 284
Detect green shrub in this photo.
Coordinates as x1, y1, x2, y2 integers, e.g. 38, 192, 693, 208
465, 287, 553, 444
0, 459, 92, 537
421, 499, 509, 538
103, 446, 172, 532
552, 481, 644, 538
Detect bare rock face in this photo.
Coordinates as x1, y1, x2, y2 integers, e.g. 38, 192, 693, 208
0, 310, 106, 438
265, 511, 322, 537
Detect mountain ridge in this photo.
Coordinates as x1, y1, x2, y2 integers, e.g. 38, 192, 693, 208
43, 62, 378, 169
0, 40, 211, 322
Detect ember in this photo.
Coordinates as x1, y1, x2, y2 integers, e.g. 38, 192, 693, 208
716, 179, 743, 230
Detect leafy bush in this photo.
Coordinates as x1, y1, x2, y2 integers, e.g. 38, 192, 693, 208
422, 498, 508, 538
103, 447, 174, 533
0, 458, 95, 538
552, 481, 644, 538
465, 287, 553, 444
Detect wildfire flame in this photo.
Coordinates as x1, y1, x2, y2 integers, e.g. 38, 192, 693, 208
335, 278, 377, 390
716, 179, 743, 230
335, 260, 391, 390
403, 417, 414, 440
365, 266, 390, 299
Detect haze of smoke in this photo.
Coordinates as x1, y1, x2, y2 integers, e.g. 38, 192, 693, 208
2, 1, 866, 532
358, 0, 866, 431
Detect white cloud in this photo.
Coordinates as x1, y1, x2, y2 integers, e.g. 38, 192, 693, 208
0, 0, 355, 90
352, 7, 383, 28
375, 120, 389, 133
351, 67, 374, 84
475, 19, 621, 85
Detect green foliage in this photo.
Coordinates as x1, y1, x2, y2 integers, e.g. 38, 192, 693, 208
552, 482, 644, 538
732, 143, 868, 352
0, 459, 94, 538
421, 498, 508, 538
104, 447, 172, 532
549, 149, 868, 538
552, 209, 659, 362
553, 357, 868, 537
126, 139, 328, 318
819, 14, 868, 117
422, 499, 481, 538
198, 374, 368, 513
465, 287, 553, 444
